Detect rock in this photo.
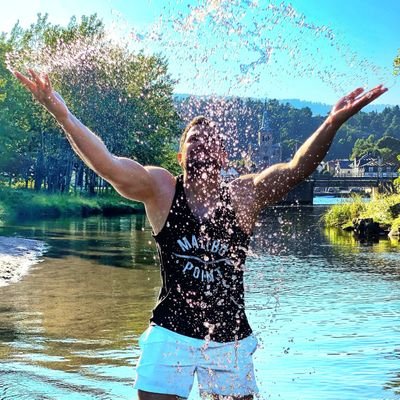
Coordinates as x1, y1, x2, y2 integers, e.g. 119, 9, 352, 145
352, 217, 386, 241
389, 203, 400, 218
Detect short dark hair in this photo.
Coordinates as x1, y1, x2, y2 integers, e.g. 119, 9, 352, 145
179, 115, 213, 152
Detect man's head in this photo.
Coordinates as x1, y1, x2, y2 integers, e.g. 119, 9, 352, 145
177, 116, 228, 174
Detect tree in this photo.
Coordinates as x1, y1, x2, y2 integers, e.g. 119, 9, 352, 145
395, 155, 400, 190
350, 135, 378, 160
1, 14, 180, 193
376, 136, 400, 163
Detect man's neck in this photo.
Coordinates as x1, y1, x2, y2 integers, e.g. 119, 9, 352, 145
183, 168, 222, 207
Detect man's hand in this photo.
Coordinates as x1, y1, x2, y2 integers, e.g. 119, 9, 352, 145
12, 69, 69, 121
328, 85, 388, 126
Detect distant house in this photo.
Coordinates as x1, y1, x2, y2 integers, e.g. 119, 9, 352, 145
353, 154, 377, 177
330, 154, 398, 178
359, 160, 398, 178
334, 159, 355, 177
315, 162, 325, 174
355, 153, 399, 178
324, 160, 338, 175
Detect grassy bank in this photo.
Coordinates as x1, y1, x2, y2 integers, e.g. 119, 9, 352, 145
0, 187, 143, 223
323, 193, 400, 233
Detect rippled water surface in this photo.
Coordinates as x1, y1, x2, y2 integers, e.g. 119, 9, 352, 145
0, 205, 399, 399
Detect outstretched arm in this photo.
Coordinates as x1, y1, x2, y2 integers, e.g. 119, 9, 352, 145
12, 69, 157, 202
253, 85, 388, 209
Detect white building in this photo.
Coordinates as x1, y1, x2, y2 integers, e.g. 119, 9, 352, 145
334, 159, 355, 177
333, 154, 399, 178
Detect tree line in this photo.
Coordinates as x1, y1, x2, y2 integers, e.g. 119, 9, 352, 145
175, 95, 400, 165
1, 15, 399, 195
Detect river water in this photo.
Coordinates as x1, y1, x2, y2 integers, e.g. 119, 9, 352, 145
0, 203, 399, 400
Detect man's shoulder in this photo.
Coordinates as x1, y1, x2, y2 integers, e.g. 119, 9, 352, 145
145, 166, 177, 199
145, 166, 176, 183
226, 174, 257, 209
227, 174, 256, 194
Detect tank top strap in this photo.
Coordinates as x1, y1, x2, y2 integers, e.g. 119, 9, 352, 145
174, 174, 184, 197
219, 182, 232, 204
168, 174, 193, 221
173, 174, 186, 209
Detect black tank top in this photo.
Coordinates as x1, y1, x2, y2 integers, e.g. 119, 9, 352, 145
150, 174, 252, 342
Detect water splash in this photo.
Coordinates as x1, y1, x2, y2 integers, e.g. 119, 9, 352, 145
6, 1, 396, 163
127, 0, 396, 97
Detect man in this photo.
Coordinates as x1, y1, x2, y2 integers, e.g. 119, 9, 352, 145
13, 69, 387, 399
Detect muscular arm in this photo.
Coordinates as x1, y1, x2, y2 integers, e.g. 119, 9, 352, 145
13, 69, 157, 202
253, 116, 338, 207
57, 111, 155, 201
252, 85, 388, 210
57, 111, 117, 176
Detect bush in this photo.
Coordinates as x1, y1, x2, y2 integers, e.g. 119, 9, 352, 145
323, 195, 366, 227
323, 193, 400, 228
392, 217, 400, 230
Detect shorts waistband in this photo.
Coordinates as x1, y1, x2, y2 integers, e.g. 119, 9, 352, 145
145, 324, 254, 347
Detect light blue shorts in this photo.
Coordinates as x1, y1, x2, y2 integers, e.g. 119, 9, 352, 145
133, 324, 259, 398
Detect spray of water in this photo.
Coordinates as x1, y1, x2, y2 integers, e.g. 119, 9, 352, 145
6, 1, 396, 162
128, 0, 396, 95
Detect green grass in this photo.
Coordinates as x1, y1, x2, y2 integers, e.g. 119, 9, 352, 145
323, 193, 400, 229
0, 187, 143, 223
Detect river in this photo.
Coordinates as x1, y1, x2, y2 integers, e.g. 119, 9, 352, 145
0, 202, 399, 399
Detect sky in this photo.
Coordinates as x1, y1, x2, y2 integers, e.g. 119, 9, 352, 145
1, 0, 399, 106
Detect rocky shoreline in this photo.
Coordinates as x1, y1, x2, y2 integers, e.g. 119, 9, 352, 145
0, 236, 48, 287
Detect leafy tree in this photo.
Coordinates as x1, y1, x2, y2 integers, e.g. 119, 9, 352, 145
1, 14, 180, 193
376, 136, 400, 163
175, 94, 400, 167
0, 34, 38, 187
350, 135, 379, 160
394, 155, 400, 190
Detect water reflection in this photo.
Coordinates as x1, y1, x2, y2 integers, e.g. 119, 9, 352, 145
249, 207, 400, 399
324, 225, 400, 251
384, 347, 400, 397
1, 214, 157, 268
0, 210, 399, 399
0, 215, 162, 399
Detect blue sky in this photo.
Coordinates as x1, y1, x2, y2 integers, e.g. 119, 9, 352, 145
1, 0, 399, 106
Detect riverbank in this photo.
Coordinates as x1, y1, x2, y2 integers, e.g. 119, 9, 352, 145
0, 189, 143, 285
0, 187, 144, 223
323, 193, 400, 236
0, 236, 47, 286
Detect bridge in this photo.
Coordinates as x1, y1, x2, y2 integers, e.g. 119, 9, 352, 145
281, 176, 396, 205
312, 176, 395, 189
